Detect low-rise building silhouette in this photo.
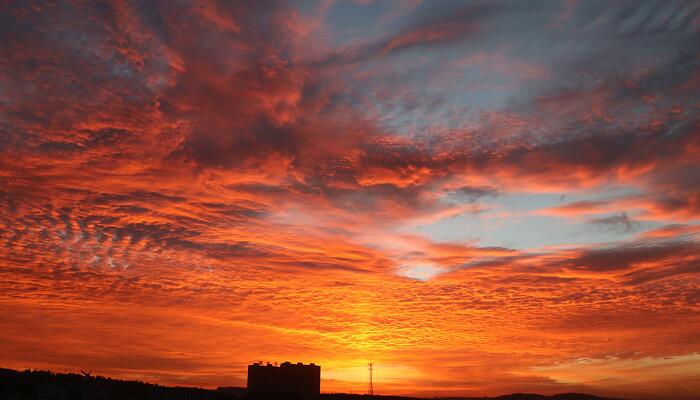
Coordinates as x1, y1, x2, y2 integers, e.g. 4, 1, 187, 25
247, 362, 320, 397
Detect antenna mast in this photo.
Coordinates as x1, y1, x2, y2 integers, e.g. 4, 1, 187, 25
368, 362, 374, 396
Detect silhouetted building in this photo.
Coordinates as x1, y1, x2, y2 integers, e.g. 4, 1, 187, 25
247, 362, 320, 397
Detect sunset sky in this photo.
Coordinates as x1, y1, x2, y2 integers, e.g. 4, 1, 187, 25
1, 1, 699, 399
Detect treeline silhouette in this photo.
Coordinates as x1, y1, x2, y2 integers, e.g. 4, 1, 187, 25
0, 368, 624, 400
0, 368, 238, 400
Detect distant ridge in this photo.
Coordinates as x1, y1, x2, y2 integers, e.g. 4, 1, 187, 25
435, 393, 626, 400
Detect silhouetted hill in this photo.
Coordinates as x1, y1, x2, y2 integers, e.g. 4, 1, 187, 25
0, 367, 625, 400
435, 393, 625, 400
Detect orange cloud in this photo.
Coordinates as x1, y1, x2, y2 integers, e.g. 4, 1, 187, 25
1, 2, 699, 400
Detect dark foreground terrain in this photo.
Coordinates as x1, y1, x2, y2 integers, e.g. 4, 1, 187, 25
0, 368, 625, 400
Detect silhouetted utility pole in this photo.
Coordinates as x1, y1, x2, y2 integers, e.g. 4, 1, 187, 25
368, 363, 373, 396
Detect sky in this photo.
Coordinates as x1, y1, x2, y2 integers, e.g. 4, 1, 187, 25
0, 1, 699, 399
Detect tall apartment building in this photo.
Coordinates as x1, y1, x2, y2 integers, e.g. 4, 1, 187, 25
247, 362, 321, 397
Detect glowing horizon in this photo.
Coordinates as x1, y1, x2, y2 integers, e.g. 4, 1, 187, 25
1, 1, 699, 400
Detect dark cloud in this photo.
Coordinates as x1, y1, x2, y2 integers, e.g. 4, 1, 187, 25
309, 2, 497, 68
448, 185, 500, 203
623, 258, 700, 285
225, 182, 289, 195
588, 212, 641, 233
563, 239, 698, 272
192, 201, 268, 220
